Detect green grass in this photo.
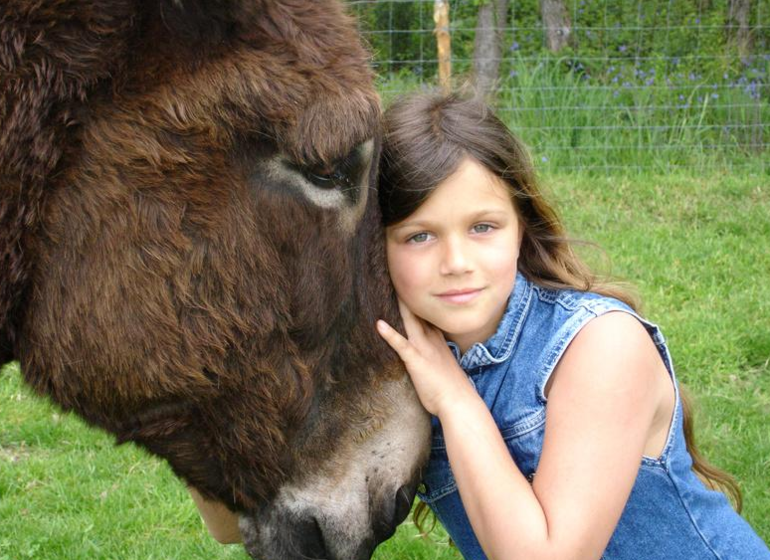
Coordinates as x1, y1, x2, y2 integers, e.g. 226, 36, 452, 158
1, 167, 768, 558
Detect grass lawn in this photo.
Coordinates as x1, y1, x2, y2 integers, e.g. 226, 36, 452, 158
1, 167, 768, 559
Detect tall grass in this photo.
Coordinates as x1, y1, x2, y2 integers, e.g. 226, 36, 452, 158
379, 56, 769, 175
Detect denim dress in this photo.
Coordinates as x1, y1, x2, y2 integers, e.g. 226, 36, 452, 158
417, 272, 770, 560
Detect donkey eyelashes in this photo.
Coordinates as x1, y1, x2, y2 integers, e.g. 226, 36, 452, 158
300, 143, 367, 192
283, 139, 375, 208
302, 163, 355, 191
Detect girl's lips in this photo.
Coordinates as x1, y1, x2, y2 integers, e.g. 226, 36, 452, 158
435, 288, 483, 304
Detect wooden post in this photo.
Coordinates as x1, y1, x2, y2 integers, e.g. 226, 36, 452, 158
434, 0, 451, 93
728, 0, 752, 62
540, 0, 571, 52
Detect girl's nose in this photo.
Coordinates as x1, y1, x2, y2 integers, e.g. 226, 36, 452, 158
439, 237, 472, 275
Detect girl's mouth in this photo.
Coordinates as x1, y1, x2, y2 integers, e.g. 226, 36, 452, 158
435, 288, 483, 304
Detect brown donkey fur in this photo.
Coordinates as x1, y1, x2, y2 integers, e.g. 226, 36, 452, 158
1, 2, 429, 558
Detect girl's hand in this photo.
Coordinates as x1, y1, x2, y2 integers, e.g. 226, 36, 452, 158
376, 301, 476, 417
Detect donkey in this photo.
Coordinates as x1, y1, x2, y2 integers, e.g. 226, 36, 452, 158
0, 1, 430, 558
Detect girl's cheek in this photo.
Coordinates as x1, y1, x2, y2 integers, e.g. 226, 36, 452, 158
390, 254, 428, 299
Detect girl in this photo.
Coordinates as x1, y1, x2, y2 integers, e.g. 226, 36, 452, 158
375, 91, 770, 560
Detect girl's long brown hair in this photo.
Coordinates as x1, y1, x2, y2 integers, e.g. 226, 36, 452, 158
379, 91, 742, 536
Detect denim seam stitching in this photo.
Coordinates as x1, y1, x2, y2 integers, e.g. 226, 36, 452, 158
536, 307, 599, 404
499, 407, 546, 440
494, 285, 532, 363
419, 479, 458, 503
666, 464, 725, 560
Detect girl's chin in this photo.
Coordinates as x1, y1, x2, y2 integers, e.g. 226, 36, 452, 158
439, 325, 485, 345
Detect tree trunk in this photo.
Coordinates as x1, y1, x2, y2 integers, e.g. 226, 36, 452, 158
473, 0, 508, 98
728, 0, 751, 61
540, 0, 570, 53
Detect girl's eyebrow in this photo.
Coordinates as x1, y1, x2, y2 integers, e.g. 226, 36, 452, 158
389, 209, 510, 232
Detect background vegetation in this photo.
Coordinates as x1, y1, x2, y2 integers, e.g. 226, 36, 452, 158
353, 0, 768, 173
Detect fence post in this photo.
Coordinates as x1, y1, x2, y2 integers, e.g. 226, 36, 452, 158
434, 0, 451, 93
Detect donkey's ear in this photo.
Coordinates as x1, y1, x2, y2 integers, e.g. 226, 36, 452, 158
157, 0, 265, 45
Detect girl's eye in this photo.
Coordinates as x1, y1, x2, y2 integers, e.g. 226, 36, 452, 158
472, 224, 494, 234
407, 232, 431, 244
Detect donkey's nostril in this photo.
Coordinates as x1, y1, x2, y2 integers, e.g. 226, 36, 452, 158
394, 484, 414, 527
373, 483, 418, 543
294, 515, 328, 559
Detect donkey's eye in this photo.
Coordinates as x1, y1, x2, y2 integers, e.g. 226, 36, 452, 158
303, 165, 352, 190
281, 139, 373, 210
302, 145, 366, 192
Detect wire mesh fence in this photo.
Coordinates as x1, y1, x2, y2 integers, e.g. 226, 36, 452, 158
348, 0, 769, 174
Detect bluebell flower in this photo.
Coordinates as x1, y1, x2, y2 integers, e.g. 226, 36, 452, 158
711, 93, 719, 99
510, 41, 520, 51
541, 156, 549, 163
619, 45, 628, 53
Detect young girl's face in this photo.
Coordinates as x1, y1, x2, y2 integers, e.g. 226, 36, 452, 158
385, 157, 522, 352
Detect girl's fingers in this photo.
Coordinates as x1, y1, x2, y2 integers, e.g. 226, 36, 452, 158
397, 299, 427, 340
376, 320, 417, 362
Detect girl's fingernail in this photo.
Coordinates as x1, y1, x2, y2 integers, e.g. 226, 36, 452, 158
376, 320, 388, 332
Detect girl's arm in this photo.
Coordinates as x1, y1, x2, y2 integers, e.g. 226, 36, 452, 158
188, 486, 242, 544
377, 306, 672, 560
